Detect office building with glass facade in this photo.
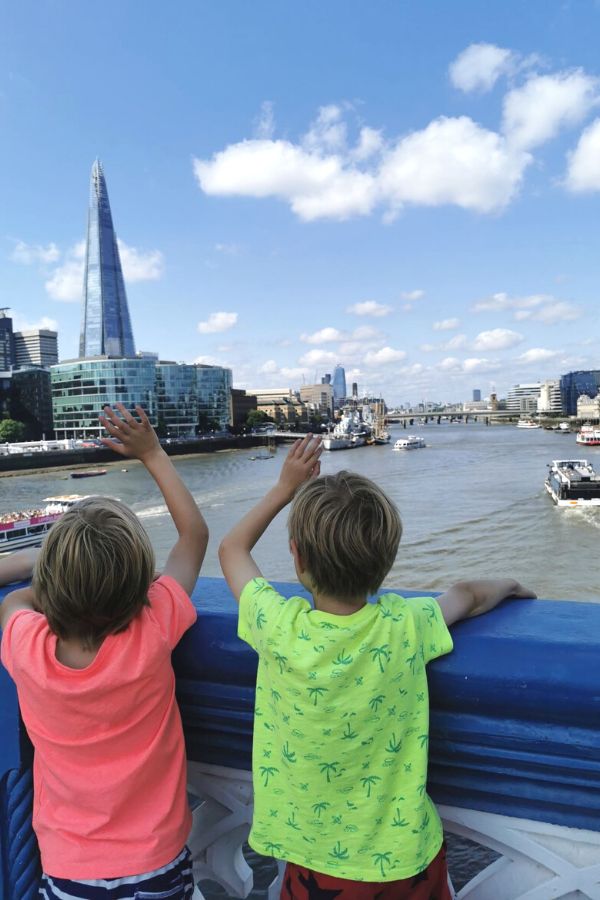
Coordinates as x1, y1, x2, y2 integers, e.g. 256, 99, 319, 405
79, 160, 136, 359
51, 358, 157, 439
51, 358, 233, 439
155, 363, 198, 437
196, 364, 232, 430
332, 364, 347, 408
560, 370, 600, 416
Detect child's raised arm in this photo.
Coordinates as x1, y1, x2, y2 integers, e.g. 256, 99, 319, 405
437, 578, 537, 627
99, 403, 208, 597
219, 434, 322, 602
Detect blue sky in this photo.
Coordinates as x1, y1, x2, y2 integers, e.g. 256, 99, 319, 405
1, 0, 600, 405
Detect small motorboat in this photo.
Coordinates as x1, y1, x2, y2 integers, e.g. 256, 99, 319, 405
70, 469, 108, 479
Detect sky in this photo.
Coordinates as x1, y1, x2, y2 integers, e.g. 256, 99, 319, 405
1, 0, 600, 406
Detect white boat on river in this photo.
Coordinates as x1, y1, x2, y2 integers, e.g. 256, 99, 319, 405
0, 496, 88, 553
392, 435, 426, 450
545, 459, 600, 507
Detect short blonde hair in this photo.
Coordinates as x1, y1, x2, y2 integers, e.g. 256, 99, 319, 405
33, 497, 155, 648
288, 470, 402, 600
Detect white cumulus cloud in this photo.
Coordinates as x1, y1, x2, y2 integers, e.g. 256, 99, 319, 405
463, 357, 501, 373
445, 334, 468, 350
346, 300, 392, 317
116, 240, 164, 281
565, 118, 600, 192
433, 318, 460, 331
11, 313, 59, 332
516, 301, 581, 324
502, 70, 600, 150
472, 328, 524, 351
11, 240, 60, 265
378, 116, 531, 213
400, 289, 425, 301
449, 43, 514, 93
472, 292, 580, 323
301, 327, 346, 344
363, 347, 406, 366
194, 137, 378, 222
298, 348, 338, 367
197, 312, 238, 334
258, 359, 279, 374
517, 348, 561, 364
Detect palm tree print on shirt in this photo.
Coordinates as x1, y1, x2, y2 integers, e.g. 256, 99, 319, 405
372, 851, 392, 877
332, 648, 353, 665
385, 732, 402, 753
259, 766, 279, 786
273, 652, 288, 673
282, 741, 297, 763
307, 686, 328, 705
312, 801, 330, 818
360, 775, 381, 797
320, 761, 339, 782
369, 694, 385, 711
329, 841, 349, 861
369, 644, 391, 672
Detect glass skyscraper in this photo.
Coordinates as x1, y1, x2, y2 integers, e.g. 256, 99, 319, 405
79, 160, 136, 358
332, 364, 347, 408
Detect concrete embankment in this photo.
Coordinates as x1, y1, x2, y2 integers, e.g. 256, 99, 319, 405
0, 435, 271, 477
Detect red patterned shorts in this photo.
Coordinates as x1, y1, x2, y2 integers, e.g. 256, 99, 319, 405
281, 842, 452, 899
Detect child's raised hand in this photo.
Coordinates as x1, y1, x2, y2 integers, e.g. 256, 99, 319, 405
99, 404, 162, 462
277, 434, 322, 500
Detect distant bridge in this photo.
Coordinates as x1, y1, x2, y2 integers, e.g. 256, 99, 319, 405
385, 410, 518, 425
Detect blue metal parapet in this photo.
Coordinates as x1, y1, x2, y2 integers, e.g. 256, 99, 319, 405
1, 577, 599, 897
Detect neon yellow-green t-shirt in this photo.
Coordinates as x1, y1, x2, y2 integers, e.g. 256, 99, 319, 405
238, 577, 453, 881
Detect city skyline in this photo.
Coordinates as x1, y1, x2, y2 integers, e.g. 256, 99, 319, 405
1, 2, 600, 405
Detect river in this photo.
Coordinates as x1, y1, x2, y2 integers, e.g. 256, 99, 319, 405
3, 422, 599, 602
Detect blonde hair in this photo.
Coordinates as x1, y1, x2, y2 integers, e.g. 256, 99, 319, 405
33, 497, 155, 648
288, 470, 402, 600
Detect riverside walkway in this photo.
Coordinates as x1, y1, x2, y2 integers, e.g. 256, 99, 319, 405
1, 579, 599, 899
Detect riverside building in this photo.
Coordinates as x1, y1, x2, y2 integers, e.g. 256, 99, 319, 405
506, 382, 542, 413
332, 364, 347, 409
51, 160, 233, 439
560, 370, 600, 416
537, 380, 562, 415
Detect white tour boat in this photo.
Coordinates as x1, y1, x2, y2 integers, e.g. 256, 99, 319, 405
516, 420, 541, 429
576, 425, 600, 447
392, 435, 426, 450
0, 496, 88, 553
545, 460, 600, 507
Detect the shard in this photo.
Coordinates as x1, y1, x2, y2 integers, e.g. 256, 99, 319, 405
79, 160, 136, 358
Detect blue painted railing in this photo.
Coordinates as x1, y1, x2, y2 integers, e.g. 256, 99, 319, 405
1, 578, 599, 898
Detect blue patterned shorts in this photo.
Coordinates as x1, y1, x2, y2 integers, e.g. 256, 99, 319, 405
38, 846, 195, 899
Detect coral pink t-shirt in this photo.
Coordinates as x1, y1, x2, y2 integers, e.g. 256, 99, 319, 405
0, 575, 196, 879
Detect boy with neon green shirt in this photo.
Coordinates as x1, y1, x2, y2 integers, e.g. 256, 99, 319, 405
219, 435, 535, 895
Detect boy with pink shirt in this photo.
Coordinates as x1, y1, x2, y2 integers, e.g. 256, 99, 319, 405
0, 404, 206, 899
